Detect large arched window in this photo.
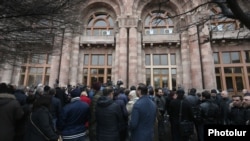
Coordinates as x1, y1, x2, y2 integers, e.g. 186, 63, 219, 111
86, 13, 114, 36
144, 10, 174, 35
209, 6, 240, 32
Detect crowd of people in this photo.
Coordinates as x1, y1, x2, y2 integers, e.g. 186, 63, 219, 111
0, 81, 250, 141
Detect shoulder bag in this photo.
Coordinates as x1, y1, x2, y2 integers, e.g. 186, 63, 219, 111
179, 100, 194, 136
30, 113, 50, 141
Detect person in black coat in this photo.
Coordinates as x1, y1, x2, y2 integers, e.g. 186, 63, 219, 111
169, 89, 194, 141
24, 95, 58, 141
96, 86, 123, 141
197, 90, 219, 141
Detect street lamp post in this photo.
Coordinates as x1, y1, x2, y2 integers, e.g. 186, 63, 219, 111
57, 27, 65, 85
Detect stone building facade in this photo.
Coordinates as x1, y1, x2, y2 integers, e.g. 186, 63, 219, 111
1, 0, 250, 93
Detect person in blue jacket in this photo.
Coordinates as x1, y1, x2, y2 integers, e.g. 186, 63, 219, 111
129, 83, 157, 141
57, 88, 90, 141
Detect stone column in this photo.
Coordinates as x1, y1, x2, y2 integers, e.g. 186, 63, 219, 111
128, 27, 138, 87
114, 27, 127, 87
199, 24, 216, 89
69, 36, 80, 86
78, 49, 84, 84
180, 31, 191, 90
188, 26, 203, 89
49, 35, 61, 87
59, 32, 72, 87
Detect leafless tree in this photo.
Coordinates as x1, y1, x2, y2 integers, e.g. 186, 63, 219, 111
0, 0, 85, 66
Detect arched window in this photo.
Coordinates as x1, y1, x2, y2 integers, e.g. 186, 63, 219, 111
86, 13, 114, 36
209, 6, 240, 32
144, 10, 174, 35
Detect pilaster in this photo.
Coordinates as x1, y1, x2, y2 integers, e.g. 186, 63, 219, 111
69, 36, 80, 86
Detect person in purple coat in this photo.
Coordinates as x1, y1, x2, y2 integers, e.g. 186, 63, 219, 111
129, 83, 157, 141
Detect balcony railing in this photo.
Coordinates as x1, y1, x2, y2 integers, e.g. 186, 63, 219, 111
80, 35, 115, 44
143, 33, 180, 43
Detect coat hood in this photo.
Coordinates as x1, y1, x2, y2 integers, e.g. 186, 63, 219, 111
97, 96, 113, 107
0, 93, 16, 106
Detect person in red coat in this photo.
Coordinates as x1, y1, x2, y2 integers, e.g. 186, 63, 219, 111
80, 91, 91, 105
80, 91, 91, 129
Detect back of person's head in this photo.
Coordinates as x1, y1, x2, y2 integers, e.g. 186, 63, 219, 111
0, 83, 8, 93
26, 94, 36, 104
129, 90, 137, 100
70, 88, 81, 98
48, 88, 56, 96
148, 87, 154, 96
202, 90, 211, 99
92, 82, 101, 91
36, 86, 44, 95
32, 95, 52, 111
102, 86, 114, 96
137, 83, 148, 95
176, 89, 185, 99
44, 85, 51, 93
7, 84, 15, 94
130, 85, 136, 91
189, 88, 196, 95
124, 89, 130, 96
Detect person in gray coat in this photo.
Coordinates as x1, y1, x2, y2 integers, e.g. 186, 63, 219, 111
129, 83, 157, 141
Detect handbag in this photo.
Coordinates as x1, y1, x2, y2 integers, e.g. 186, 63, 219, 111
179, 100, 194, 136
30, 113, 50, 141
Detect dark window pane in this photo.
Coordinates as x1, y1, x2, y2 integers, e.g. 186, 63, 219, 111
98, 77, 104, 84
235, 77, 243, 92
99, 69, 104, 74
21, 67, 26, 73
216, 76, 222, 91
224, 67, 232, 73
247, 67, 250, 73
215, 68, 220, 74
245, 51, 250, 63
234, 67, 242, 73
226, 77, 233, 91
107, 69, 112, 75
172, 77, 176, 90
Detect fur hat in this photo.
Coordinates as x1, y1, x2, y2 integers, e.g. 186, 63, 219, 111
70, 88, 81, 98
